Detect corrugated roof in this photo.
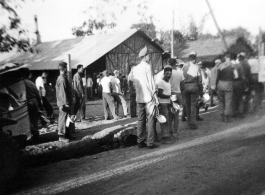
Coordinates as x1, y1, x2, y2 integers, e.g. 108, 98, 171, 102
177, 37, 238, 61
0, 29, 158, 70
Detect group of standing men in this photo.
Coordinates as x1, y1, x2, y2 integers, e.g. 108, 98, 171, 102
126, 46, 253, 149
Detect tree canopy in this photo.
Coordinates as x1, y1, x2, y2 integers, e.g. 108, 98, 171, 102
0, 0, 30, 52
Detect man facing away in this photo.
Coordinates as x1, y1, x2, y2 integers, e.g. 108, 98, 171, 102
182, 51, 203, 129
35, 71, 54, 122
128, 63, 137, 117
73, 64, 87, 122
216, 52, 234, 122
130, 46, 159, 149
101, 70, 119, 120
210, 59, 222, 107
56, 62, 75, 142
111, 70, 128, 118
86, 74, 94, 100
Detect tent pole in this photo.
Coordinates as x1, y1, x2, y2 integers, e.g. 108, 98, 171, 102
67, 54, 73, 84
85, 68, 87, 102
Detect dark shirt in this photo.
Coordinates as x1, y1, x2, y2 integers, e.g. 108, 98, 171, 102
73, 72, 84, 97
240, 60, 252, 85
217, 62, 234, 81
25, 79, 41, 103
56, 74, 73, 107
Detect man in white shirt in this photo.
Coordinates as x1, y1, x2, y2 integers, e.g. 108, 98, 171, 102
168, 58, 185, 137
130, 46, 159, 149
111, 70, 128, 117
157, 65, 174, 144
101, 70, 118, 120
86, 74, 94, 100
35, 71, 54, 122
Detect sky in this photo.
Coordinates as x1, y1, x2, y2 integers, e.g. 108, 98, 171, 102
5, 0, 265, 42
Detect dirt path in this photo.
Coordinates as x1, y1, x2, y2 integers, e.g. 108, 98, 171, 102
9, 105, 265, 195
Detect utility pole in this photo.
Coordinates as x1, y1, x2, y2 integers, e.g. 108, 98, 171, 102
205, 0, 228, 50
171, 10, 174, 58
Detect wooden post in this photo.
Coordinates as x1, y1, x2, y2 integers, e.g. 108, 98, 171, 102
205, 0, 228, 50
171, 10, 174, 58
67, 54, 72, 84
85, 68, 87, 102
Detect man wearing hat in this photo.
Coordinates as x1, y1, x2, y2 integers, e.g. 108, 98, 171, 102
56, 62, 75, 142
182, 51, 203, 129
111, 70, 128, 118
130, 46, 159, 149
101, 70, 119, 120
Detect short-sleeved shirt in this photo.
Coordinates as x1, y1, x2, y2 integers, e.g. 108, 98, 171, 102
86, 77, 93, 87
111, 77, 121, 94
101, 76, 112, 93
157, 79, 171, 104
170, 69, 184, 93
35, 76, 46, 97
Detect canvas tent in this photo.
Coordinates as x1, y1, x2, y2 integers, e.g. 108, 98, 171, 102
0, 30, 164, 75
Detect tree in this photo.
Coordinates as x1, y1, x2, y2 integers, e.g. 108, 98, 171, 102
0, 0, 30, 52
222, 27, 252, 41
131, 22, 156, 38
72, 0, 129, 37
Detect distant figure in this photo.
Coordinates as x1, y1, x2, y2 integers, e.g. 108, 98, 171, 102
128, 63, 137, 117
24, 69, 42, 139
216, 52, 234, 122
111, 70, 128, 118
210, 59, 222, 107
35, 71, 54, 122
86, 74, 94, 100
101, 70, 119, 120
56, 62, 75, 142
73, 64, 87, 122
92, 73, 98, 97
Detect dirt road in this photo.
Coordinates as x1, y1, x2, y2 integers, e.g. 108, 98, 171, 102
9, 105, 265, 195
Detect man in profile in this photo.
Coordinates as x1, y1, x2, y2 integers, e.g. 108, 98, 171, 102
130, 46, 159, 149
56, 62, 75, 142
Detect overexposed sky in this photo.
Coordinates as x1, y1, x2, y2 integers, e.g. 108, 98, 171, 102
7, 0, 265, 42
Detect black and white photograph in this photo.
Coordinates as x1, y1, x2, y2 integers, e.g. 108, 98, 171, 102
1, 0, 265, 194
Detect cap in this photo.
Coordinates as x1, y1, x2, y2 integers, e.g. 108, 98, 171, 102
189, 51, 197, 56
139, 46, 150, 58
215, 59, 222, 64
113, 70, 119, 74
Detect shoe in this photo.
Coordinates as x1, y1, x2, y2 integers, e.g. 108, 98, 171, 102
66, 134, 76, 140
204, 105, 209, 112
196, 117, 203, 121
59, 136, 70, 143
137, 142, 147, 148
189, 124, 198, 129
147, 143, 159, 149
181, 116, 187, 121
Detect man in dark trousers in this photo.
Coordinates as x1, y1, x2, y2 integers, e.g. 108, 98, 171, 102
56, 62, 75, 142
182, 51, 203, 129
128, 63, 137, 117
24, 68, 42, 139
73, 64, 87, 122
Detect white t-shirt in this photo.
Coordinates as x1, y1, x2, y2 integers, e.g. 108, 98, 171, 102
86, 77, 93, 87
101, 76, 112, 93
111, 77, 121, 94
170, 69, 184, 93
157, 79, 171, 104
35, 76, 46, 96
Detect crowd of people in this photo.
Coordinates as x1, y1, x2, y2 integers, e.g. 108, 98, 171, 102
25, 45, 258, 145
125, 47, 256, 149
